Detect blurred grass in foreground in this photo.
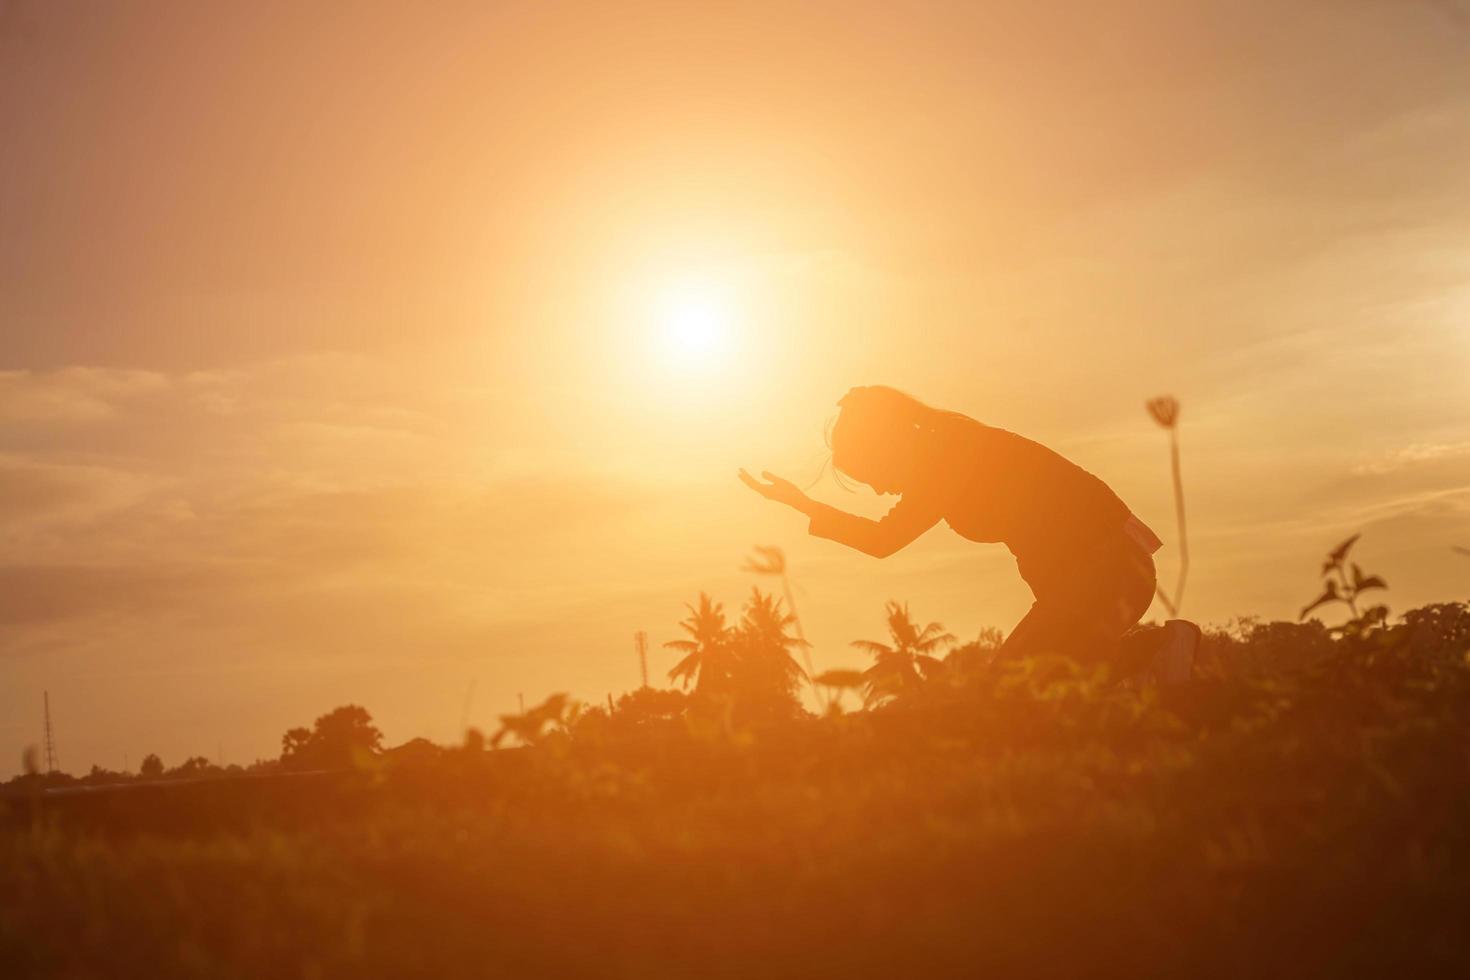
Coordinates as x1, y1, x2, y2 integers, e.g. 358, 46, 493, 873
5, 602, 1470, 979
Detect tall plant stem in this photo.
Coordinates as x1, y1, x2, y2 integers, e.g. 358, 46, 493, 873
1155, 427, 1189, 618
1168, 427, 1189, 615
779, 572, 828, 710
1336, 565, 1360, 618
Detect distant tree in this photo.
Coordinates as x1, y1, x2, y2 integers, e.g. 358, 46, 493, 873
384, 737, 442, 766
170, 756, 214, 778
666, 593, 735, 694
665, 588, 810, 722
612, 687, 689, 726
1202, 618, 1335, 675
853, 601, 955, 705
139, 753, 164, 778
942, 627, 1007, 682
281, 727, 311, 756
280, 705, 383, 769
742, 545, 818, 690
730, 588, 808, 719
84, 764, 119, 785
1399, 602, 1470, 655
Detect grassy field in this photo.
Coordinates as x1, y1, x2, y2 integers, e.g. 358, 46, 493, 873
5, 603, 1470, 979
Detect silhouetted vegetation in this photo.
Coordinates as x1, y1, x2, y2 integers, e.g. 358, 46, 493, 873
280, 704, 384, 770
1301, 533, 1390, 637
852, 600, 955, 704
662, 588, 808, 725
6, 552, 1470, 977
742, 545, 818, 687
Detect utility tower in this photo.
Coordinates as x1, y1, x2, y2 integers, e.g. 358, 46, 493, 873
635, 630, 648, 688
43, 691, 57, 774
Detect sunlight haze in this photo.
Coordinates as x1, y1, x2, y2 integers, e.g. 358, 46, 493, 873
2, 0, 1469, 775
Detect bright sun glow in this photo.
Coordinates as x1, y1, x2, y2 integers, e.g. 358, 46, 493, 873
656, 278, 735, 371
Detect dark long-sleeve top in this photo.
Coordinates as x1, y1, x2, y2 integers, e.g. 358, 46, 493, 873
807, 413, 1143, 595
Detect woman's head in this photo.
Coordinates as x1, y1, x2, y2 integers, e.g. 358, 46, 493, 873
827, 386, 945, 495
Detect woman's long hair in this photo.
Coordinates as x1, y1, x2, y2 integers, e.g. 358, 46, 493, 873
825, 386, 966, 491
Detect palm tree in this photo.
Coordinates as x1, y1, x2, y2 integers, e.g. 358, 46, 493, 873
742, 546, 820, 696
735, 587, 809, 702
942, 626, 1006, 683
852, 601, 955, 705
666, 592, 734, 693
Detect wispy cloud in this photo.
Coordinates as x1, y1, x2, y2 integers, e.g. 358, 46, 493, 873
1354, 441, 1470, 475
0, 368, 170, 423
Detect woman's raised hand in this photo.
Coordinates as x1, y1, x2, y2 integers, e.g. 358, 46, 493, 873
738, 469, 811, 512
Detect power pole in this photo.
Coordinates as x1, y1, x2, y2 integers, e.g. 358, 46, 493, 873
635, 630, 649, 688
42, 691, 57, 774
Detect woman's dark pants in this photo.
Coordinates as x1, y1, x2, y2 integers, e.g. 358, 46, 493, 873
998, 537, 1158, 667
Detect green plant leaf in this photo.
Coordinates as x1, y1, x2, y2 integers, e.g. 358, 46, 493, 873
1329, 533, 1360, 565
1300, 581, 1340, 621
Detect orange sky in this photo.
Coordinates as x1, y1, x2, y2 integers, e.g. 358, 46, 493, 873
3, 1, 1469, 775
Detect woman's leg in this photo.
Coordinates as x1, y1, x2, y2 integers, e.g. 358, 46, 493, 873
997, 599, 1072, 661
998, 597, 1118, 663
999, 543, 1156, 665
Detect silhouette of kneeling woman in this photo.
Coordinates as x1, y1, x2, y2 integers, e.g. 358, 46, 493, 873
741, 385, 1194, 674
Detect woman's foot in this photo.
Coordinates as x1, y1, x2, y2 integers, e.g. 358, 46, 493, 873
1152, 619, 1201, 686
1116, 620, 1201, 686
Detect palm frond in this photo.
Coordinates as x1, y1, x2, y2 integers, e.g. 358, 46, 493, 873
850, 639, 897, 658
912, 626, 956, 653
668, 652, 701, 687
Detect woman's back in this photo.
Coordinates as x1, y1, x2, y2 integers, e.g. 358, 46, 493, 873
929, 415, 1133, 570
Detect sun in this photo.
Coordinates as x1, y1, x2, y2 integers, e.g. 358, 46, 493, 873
656, 277, 735, 371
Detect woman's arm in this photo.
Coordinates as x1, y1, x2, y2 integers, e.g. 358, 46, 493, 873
804, 495, 941, 558
739, 470, 940, 558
